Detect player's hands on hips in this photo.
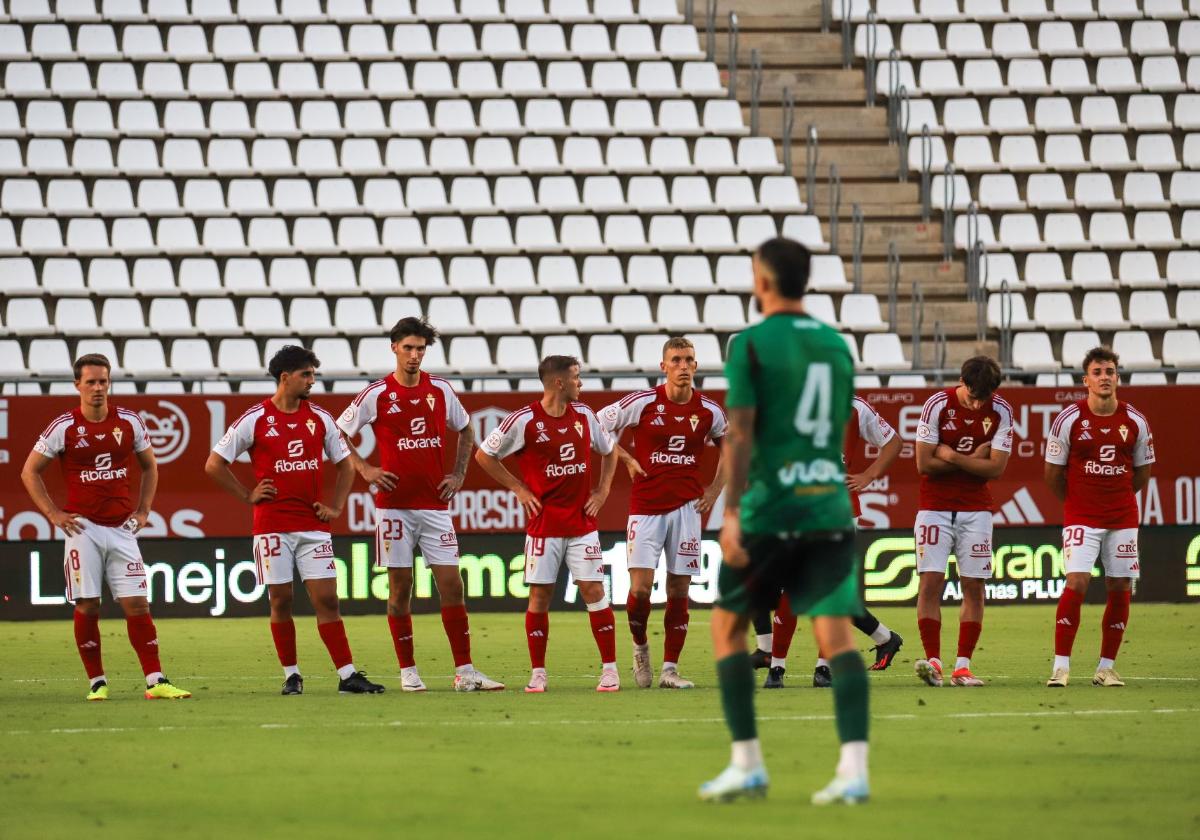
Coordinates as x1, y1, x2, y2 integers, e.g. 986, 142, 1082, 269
248, 478, 277, 504
696, 484, 722, 514
845, 470, 875, 492
437, 472, 464, 501
312, 502, 341, 522
362, 464, 399, 492
50, 509, 84, 536
719, 509, 748, 569
128, 509, 151, 533
515, 485, 542, 518
585, 488, 609, 517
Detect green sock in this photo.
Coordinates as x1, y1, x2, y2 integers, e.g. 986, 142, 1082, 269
716, 652, 757, 742
830, 650, 869, 743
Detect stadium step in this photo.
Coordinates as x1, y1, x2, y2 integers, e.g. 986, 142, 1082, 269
754, 106, 890, 142
714, 31, 844, 66
901, 338, 1000, 369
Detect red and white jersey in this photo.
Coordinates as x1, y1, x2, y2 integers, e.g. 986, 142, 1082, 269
212, 399, 350, 535
336, 372, 469, 511
1045, 399, 1154, 529
479, 400, 615, 538
915, 388, 1014, 512
33, 406, 151, 527
843, 396, 897, 518
599, 385, 727, 515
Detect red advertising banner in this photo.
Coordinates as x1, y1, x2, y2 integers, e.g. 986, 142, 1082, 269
1, 386, 1197, 541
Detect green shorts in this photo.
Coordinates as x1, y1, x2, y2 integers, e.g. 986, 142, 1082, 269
716, 530, 861, 618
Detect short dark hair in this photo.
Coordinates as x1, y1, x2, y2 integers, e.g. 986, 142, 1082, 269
960, 355, 1002, 399
268, 345, 319, 382
755, 237, 811, 299
1081, 346, 1119, 372
538, 355, 580, 382
389, 316, 438, 347
73, 354, 111, 381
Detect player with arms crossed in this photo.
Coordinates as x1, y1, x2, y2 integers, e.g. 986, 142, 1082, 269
600, 336, 727, 690
475, 356, 620, 693
699, 238, 871, 805
912, 356, 1013, 687
763, 395, 904, 689
1044, 347, 1153, 688
337, 317, 502, 692
21, 354, 190, 701
205, 346, 383, 695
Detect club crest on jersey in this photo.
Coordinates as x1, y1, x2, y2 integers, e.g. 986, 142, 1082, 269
1119, 424, 1129, 441
387, 404, 402, 415
112, 427, 124, 445
574, 421, 583, 437
982, 417, 992, 434
689, 414, 699, 431
426, 394, 436, 411
306, 418, 317, 435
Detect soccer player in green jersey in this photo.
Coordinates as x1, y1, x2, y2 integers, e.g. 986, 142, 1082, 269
698, 238, 871, 805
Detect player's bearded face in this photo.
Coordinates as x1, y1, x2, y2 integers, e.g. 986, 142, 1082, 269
286, 368, 316, 399
394, 338, 427, 373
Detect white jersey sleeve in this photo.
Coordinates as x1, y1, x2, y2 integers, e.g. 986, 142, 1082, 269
336, 380, 383, 438
991, 395, 1014, 454
915, 393, 947, 445
33, 413, 72, 458
479, 407, 531, 459
317, 407, 351, 464
853, 397, 895, 448
212, 405, 261, 462
702, 396, 728, 441
1044, 404, 1079, 466
599, 391, 654, 435
580, 404, 615, 455
433, 377, 470, 432
1129, 406, 1155, 467
116, 408, 153, 454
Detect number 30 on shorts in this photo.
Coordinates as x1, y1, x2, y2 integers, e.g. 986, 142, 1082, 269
916, 523, 941, 545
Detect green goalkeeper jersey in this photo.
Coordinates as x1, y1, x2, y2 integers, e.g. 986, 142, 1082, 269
724, 311, 855, 535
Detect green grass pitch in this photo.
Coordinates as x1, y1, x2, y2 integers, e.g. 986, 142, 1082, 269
2, 604, 1197, 839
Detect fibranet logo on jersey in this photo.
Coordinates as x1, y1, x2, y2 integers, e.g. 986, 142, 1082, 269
274, 457, 319, 473
80, 453, 129, 483
397, 436, 441, 450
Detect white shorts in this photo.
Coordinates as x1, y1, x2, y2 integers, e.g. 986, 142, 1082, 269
524, 532, 605, 586
63, 519, 146, 601
375, 508, 460, 569
915, 510, 994, 579
253, 531, 336, 586
626, 503, 703, 577
1063, 526, 1140, 578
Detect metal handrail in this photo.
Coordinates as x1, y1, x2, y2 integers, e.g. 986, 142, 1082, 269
782, 87, 795, 174
887, 240, 900, 332
963, 201, 979, 269
885, 48, 899, 133
864, 11, 878, 107
896, 84, 911, 181
919, 124, 932, 222
727, 12, 739, 100
829, 163, 841, 257
933, 322, 948, 386
942, 163, 956, 263
999, 278, 1014, 366
911, 280, 924, 369
974, 242, 989, 341
705, 0, 716, 61
806, 123, 819, 210
822, 0, 832, 33
749, 48, 763, 135
842, 0, 853, 68
852, 203, 864, 290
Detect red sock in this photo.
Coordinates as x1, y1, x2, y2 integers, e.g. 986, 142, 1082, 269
387, 614, 415, 669
626, 593, 651, 646
125, 613, 162, 677
771, 595, 798, 660
440, 604, 472, 667
73, 611, 104, 680
662, 597, 690, 664
270, 619, 297, 668
317, 619, 353, 670
1100, 590, 1131, 661
525, 611, 549, 669
1054, 588, 1085, 657
957, 621, 982, 660
918, 617, 941, 661
589, 606, 617, 664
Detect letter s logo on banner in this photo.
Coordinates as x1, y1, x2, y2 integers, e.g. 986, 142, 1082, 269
139, 400, 191, 464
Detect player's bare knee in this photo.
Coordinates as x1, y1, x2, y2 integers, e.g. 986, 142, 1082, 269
1105, 576, 1133, 593
527, 585, 553, 613
118, 596, 151, 617
666, 574, 690, 600
577, 580, 606, 605
311, 593, 340, 621
73, 599, 100, 617
1065, 573, 1090, 594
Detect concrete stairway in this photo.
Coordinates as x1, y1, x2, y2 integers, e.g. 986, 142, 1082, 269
710, 0, 998, 367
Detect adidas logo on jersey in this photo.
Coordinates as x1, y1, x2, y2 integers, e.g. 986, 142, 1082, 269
266, 427, 280, 437
1079, 431, 1092, 440
74, 438, 89, 448
387, 404, 402, 415
536, 431, 550, 442
650, 417, 665, 426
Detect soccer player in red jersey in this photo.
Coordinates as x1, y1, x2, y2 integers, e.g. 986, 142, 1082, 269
913, 356, 1013, 687
475, 355, 619, 693
337, 317, 503, 693
763, 395, 905, 689
1044, 347, 1154, 688
20, 354, 190, 701
599, 336, 727, 690
205, 345, 383, 696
